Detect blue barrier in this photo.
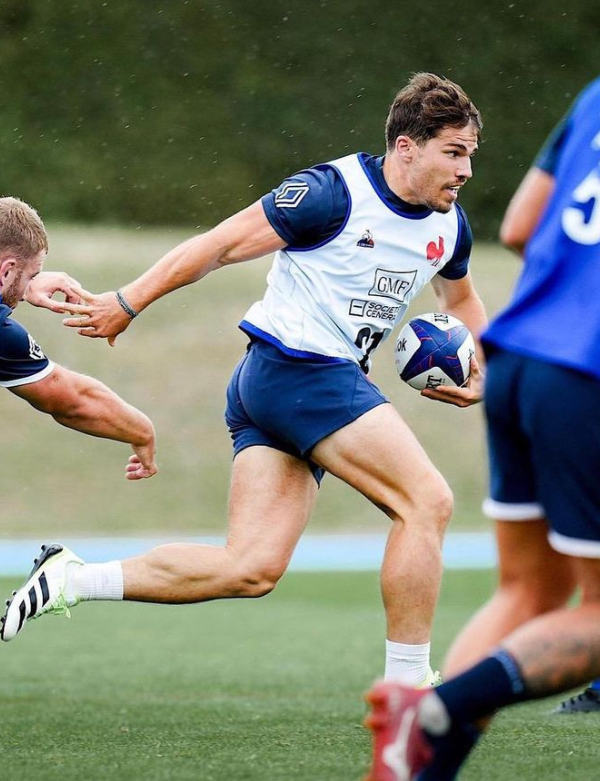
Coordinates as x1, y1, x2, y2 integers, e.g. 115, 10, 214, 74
0, 532, 496, 575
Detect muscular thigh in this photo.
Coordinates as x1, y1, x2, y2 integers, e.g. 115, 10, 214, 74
496, 519, 575, 596
311, 402, 447, 520
226, 445, 318, 572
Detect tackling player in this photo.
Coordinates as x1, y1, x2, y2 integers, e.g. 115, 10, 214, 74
365, 75, 600, 779
2, 75, 486, 689
0, 197, 157, 506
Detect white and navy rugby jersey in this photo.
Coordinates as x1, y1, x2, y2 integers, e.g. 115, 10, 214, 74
240, 152, 472, 371
484, 76, 600, 380
0, 295, 53, 387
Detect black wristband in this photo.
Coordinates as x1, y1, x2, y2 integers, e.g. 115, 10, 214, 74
116, 290, 138, 319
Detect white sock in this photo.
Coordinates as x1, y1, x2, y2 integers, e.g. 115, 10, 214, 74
66, 561, 124, 601
385, 639, 431, 684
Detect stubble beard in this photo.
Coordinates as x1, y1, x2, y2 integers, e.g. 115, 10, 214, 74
2, 274, 23, 309
423, 194, 453, 214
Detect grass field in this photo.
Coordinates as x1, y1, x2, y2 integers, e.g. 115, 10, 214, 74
1, 569, 597, 781
11, 227, 591, 780
2, 226, 522, 537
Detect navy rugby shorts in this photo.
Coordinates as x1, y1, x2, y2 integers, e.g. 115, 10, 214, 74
483, 346, 600, 557
225, 339, 389, 484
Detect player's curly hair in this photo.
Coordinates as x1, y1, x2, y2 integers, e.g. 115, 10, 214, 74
385, 72, 482, 150
0, 196, 48, 261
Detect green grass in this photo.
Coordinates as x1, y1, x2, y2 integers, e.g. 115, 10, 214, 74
2, 226, 522, 537
1, 569, 597, 781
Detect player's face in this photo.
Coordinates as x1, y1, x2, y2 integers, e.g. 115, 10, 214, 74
405, 124, 479, 213
1, 251, 45, 309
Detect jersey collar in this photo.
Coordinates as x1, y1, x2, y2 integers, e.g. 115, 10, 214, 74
358, 153, 433, 219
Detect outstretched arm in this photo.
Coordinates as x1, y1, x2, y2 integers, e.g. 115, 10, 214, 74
499, 167, 555, 255
10, 365, 157, 480
62, 201, 286, 344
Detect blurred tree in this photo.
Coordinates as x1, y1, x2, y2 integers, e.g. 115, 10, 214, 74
0, 0, 596, 238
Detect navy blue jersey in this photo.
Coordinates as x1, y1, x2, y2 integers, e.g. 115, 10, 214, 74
484, 76, 600, 379
262, 153, 472, 280
0, 297, 53, 387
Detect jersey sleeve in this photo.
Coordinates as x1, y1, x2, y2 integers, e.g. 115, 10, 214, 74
261, 165, 349, 248
534, 114, 570, 176
437, 204, 472, 280
0, 311, 54, 388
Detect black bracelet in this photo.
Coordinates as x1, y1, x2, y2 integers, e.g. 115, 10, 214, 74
115, 290, 139, 318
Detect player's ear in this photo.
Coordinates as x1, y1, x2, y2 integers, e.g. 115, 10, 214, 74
395, 135, 415, 161
0, 257, 17, 283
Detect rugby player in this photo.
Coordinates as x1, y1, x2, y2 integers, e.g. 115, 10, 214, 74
2, 75, 486, 689
365, 75, 600, 779
0, 196, 156, 528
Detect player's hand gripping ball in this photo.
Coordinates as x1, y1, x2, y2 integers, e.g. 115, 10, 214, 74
395, 313, 475, 391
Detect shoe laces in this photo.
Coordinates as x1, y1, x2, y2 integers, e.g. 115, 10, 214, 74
417, 669, 442, 688
33, 592, 72, 620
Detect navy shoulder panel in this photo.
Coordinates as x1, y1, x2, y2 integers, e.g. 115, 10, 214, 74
261, 164, 349, 247
0, 304, 51, 385
532, 78, 600, 175
534, 115, 570, 176
437, 203, 472, 280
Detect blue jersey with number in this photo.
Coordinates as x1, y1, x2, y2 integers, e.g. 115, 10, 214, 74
483, 77, 600, 379
0, 296, 53, 387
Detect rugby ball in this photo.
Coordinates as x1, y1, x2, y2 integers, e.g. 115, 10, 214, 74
395, 313, 475, 390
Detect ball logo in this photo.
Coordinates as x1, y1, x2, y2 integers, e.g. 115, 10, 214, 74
426, 236, 445, 266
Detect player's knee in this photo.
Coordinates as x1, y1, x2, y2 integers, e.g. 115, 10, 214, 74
388, 474, 453, 531
436, 483, 454, 525
420, 478, 454, 531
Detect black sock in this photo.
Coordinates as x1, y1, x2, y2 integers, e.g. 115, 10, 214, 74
434, 649, 528, 724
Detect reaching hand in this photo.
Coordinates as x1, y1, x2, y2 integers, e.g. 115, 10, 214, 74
126, 444, 158, 481
61, 290, 135, 347
420, 355, 485, 408
24, 271, 86, 313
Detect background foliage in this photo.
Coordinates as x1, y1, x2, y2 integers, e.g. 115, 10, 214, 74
0, 0, 598, 237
